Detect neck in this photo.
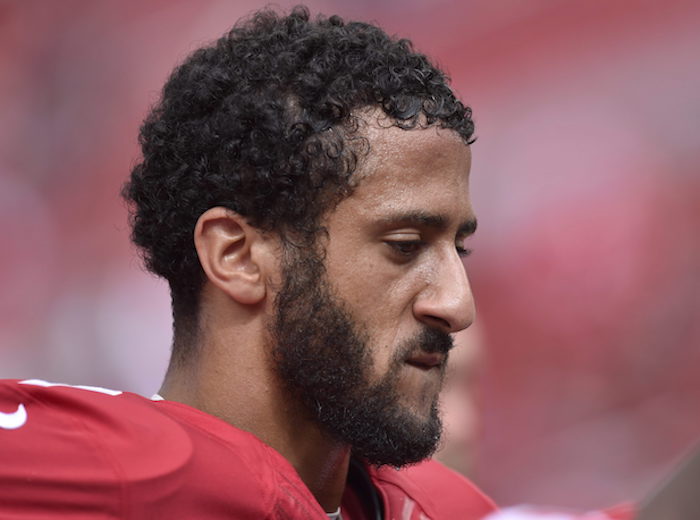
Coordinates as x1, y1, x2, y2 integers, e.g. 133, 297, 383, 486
159, 313, 352, 513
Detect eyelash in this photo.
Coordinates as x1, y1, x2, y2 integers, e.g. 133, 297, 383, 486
387, 241, 473, 259
388, 240, 425, 257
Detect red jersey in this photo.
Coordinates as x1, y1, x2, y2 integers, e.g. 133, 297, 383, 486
0, 378, 496, 519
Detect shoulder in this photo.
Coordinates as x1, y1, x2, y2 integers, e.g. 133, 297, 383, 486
0, 378, 174, 451
153, 398, 328, 518
0, 379, 324, 518
0, 378, 186, 455
0, 378, 201, 480
369, 458, 497, 520
0, 378, 194, 513
0, 380, 238, 518
0, 378, 314, 517
0, 379, 261, 518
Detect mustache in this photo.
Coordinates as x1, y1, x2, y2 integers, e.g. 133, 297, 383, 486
401, 327, 454, 358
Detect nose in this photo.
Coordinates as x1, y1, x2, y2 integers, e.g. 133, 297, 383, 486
413, 251, 475, 333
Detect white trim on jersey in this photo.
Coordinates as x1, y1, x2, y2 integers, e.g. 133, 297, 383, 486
19, 379, 123, 396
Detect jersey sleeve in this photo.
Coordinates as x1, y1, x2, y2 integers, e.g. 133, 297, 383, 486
0, 379, 122, 517
0, 379, 192, 518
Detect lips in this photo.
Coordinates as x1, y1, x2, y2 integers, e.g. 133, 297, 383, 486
405, 352, 446, 370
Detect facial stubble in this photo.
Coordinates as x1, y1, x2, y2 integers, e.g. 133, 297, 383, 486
271, 246, 454, 467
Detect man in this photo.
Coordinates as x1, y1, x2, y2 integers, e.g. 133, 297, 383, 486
0, 6, 496, 519
4, 6, 690, 519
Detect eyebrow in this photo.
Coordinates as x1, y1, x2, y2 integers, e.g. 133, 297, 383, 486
377, 210, 478, 236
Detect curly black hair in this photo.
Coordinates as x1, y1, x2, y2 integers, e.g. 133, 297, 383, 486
122, 5, 474, 345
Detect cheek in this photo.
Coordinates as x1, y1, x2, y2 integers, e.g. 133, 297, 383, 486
333, 249, 425, 314
341, 274, 416, 346
324, 242, 430, 357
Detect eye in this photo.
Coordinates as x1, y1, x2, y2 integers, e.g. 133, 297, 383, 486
386, 240, 425, 258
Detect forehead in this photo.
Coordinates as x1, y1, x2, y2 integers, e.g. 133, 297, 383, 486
342, 114, 473, 221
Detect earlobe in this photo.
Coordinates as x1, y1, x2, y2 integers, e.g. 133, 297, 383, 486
194, 207, 268, 305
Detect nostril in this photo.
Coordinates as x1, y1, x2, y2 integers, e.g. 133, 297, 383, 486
423, 315, 451, 332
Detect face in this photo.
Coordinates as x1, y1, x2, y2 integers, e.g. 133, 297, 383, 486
272, 115, 476, 467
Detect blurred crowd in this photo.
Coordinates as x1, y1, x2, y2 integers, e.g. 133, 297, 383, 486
1, 0, 698, 511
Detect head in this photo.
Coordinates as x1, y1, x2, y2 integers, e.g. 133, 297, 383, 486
272, 116, 476, 466
123, 6, 476, 466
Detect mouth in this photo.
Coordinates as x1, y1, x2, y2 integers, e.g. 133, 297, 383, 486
405, 352, 446, 371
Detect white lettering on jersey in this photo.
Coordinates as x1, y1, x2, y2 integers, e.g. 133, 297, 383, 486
0, 403, 27, 430
19, 379, 123, 396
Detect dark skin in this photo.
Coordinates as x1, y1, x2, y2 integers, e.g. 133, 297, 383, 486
158, 215, 353, 510
159, 115, 476, 512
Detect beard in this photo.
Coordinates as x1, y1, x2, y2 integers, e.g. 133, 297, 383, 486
270, 245, 454, 467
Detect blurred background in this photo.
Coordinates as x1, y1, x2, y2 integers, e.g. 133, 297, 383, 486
1, 0, 698, 512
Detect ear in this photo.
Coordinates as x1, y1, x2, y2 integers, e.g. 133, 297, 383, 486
194, 207, 273, 305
